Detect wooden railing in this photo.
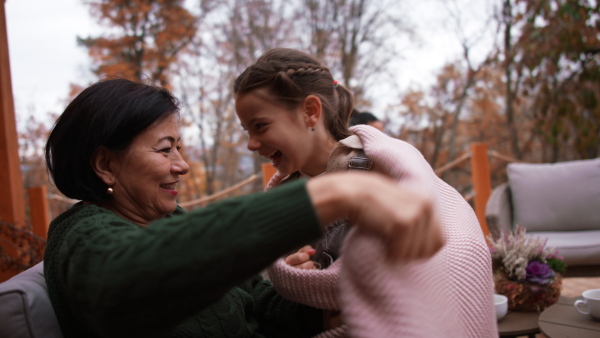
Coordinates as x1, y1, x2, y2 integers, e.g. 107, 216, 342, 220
179, 174, 259, 209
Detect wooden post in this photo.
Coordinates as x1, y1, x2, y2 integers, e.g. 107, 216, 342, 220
0, 0, 27, 281
470, 143, 492, 240
261, 163, 277, 189
28, 186, 50, 239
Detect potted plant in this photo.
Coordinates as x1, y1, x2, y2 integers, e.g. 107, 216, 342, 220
488, 226, 566, 312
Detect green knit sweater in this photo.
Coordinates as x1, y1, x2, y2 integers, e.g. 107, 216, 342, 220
44, 180, 324, 338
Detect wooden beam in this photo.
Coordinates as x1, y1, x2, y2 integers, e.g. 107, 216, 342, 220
261, 163, 277, 189
0, 0, 25, 224
470, 143, 491, 240
28, 186, 50, 239
0, 0, 26, 281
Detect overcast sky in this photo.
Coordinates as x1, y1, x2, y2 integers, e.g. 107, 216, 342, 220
6, 0, 98, 126
5, 0, 494, 129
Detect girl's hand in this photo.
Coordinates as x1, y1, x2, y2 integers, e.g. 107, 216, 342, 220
285, 245, 318, 270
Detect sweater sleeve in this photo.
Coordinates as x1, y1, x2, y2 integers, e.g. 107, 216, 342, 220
45, 179, 323, 338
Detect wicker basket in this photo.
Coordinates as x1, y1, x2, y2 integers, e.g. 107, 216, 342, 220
494, 273, 562, 312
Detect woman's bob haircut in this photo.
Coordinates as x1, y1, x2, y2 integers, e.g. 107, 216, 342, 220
45, 78, 181, 202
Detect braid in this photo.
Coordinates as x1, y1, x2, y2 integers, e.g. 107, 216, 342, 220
234, 48, 353, 141
285, 66, 331, 77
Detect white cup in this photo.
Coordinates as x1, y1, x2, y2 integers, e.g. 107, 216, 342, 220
494, 294, 508, 321
574, 288, 600, 321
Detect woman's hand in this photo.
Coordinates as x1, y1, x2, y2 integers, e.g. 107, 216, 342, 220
306, 172, 444, 262
285, 245, 318, 270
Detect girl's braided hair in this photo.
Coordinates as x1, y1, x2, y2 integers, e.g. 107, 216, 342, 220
234, 48, 353, 141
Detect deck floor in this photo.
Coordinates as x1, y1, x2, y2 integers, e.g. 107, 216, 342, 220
560, 277, 600, 298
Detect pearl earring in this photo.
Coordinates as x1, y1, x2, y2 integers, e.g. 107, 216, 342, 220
107, 187, 114, 195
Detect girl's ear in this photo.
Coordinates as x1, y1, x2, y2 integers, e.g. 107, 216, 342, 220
303, 95, 322, 128
91, 146, 117, 185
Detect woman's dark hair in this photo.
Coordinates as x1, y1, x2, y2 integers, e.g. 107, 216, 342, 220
45, 78, 180, 202
234, 48, 354, 141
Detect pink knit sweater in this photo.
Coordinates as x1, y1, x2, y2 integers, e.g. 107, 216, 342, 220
266, 125, 497, 337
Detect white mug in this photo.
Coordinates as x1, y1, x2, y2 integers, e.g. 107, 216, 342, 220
494, 294, 508, 321
574, 288, 600, 321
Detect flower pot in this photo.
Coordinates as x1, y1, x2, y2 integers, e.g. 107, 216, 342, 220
494, 273, 562, 312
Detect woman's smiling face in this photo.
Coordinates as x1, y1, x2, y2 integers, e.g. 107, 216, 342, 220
235, 88, 314, 177
107, 114, 190, 225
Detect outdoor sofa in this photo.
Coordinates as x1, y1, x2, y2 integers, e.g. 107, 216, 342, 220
0, 262, 64, 338
485, 157, 600, 277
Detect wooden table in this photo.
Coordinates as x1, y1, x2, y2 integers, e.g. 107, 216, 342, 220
539, 296, 600, 338
498, 310, 541, 338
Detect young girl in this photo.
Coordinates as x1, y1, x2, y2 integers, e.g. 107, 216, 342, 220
234, 48, 497, 337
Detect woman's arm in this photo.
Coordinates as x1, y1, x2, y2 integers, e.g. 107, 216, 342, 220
48, 172, 442, 337
285, 172, 444, 268
48, 179, 322, 338
307, 172, 443, 261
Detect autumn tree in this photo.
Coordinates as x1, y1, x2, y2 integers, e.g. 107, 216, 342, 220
498, 0, 525, 159
16, 111, 73, 220
18, 113, 50, 189
397, 0, 497, 170
489, 0, 600, 163
395, 0, 599, 196
214, 0, 298, 193
432, 0, 499, 167
507, 0, 600, 161
300, 0, 410, 106
398, 60, 507, 195
173, 0, 298, 195
78, 0, 197, 88
175, 0, 415, 196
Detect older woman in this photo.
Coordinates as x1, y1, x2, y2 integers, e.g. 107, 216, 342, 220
43, 78, 442, 338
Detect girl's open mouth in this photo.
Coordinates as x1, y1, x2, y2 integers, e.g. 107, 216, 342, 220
269, 150, 282, 167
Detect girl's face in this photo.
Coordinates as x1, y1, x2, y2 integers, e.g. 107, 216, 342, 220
235, 88, 316, 177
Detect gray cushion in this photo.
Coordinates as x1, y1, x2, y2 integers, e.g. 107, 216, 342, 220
0, 262, 64, 338
527, 230, 600, 266
507, 158, 600, 232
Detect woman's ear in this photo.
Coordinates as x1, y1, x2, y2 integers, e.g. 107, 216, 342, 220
91, 146, 117, 185
303, 95, 323, 128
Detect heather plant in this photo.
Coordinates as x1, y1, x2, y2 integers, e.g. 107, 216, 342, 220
488, 225, 566, 284
488, 226, 566, 311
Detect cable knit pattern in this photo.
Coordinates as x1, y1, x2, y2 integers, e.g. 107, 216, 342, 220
44, 181, 326, 338
266, 125, 497, 337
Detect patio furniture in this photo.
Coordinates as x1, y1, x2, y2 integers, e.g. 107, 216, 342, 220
497, 310, 540, 338
539, 296, 600, 338
0, 262, 64, 338
486, 158, 600, 277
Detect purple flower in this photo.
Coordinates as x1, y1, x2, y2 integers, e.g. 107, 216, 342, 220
526, 261, 555, 284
